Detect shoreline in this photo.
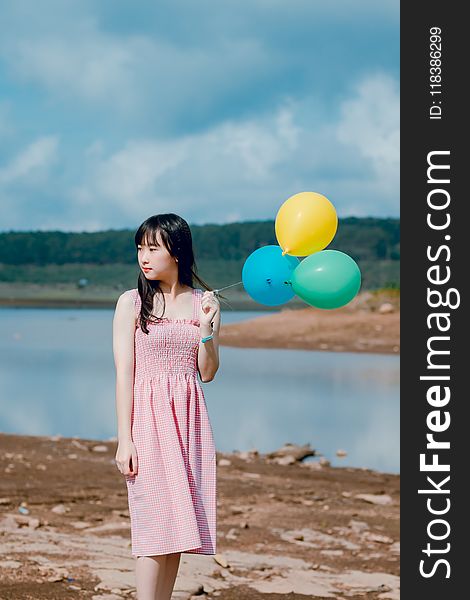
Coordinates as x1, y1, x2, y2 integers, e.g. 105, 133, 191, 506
1, 289, 400, 355
219, 307, 399, 355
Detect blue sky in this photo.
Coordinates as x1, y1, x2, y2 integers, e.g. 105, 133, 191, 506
0, 0, 399, 232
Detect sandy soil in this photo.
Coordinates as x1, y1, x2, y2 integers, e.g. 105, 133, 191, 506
0, 433, 399, 599
219, 292, 400, 355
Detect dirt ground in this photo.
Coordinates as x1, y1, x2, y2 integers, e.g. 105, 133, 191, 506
219, 290, 399, 355
0, 433, 399, 599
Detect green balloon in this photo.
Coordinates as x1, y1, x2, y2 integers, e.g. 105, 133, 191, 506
291, 250, 361, 309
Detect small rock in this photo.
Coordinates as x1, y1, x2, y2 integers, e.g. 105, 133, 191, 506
71, 439, 89, 451
213, 554, 229, 568
378, 302, 394, 314
355, 493, 393, 506
319, 457, 331, 467
230, 505, 245, 515
92, 445, 109, 453
266, 442, 315, 462
218, 458, 231, 467
0, 560, 22, 569
274, 454, 296, 466
226, 528, 239, 540
349, 519, 370, 533
67, 453, 78, 459
336, 449, 347, 457
389, 541, 400, 555
0, 497, 11, 505
28, 517, 41, 529
51, 504, 70, 514
302, 461, 323, 470
364, 532, 394, 544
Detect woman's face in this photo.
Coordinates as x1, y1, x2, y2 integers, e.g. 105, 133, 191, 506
137, 229, 177, 280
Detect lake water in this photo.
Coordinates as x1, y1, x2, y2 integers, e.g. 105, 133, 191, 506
0, 306, 399, 474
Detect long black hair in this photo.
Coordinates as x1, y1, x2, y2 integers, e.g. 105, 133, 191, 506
134, 213, 228, 334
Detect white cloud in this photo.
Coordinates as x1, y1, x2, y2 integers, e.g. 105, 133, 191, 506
57, 73, 399, 230
71, 103, 301, 223
0, 136, 59, 185
336, 72, 399, 197
8, 31, 142, 114
0, 16, 273, 120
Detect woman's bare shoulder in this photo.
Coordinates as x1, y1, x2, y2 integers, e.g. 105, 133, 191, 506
117, 288, 136, 300
115, 289, 137, 312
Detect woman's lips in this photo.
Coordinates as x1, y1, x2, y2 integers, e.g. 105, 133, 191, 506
142, 267, 152, 272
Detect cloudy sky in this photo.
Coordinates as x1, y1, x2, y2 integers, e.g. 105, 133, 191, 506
0, 0, 399, 233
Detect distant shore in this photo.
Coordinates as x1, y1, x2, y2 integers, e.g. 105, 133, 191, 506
219, 303, 399, 354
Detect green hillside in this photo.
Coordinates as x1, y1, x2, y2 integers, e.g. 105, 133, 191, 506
0, 218, 399, 292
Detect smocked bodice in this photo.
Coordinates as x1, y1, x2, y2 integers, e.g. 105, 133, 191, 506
132, 287, 202, 378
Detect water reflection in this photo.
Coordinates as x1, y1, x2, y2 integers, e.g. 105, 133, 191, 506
0, 307, 399, 473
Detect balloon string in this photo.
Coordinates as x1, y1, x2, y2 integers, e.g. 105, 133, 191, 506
213, 281, 243, 296
213, 279, 292, 296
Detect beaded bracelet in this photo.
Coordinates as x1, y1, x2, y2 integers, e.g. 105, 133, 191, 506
201, 323, 214, 343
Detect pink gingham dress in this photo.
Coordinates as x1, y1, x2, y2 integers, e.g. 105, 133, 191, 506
125, 287, 217, 557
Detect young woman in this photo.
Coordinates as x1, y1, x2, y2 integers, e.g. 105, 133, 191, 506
112, 213, 222, 600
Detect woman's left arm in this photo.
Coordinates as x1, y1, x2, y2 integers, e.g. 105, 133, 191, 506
197, 291, 221, 383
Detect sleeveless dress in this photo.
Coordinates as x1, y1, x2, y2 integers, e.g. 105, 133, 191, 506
124, 287, 217, 557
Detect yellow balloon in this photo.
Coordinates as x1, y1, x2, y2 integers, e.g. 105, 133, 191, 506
275, 191, 338, 256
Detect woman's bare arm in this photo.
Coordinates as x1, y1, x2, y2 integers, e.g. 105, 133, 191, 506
112, 291, 136, 443
197, 305, 220, 383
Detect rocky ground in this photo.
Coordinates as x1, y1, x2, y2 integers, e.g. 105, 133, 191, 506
0, 433, 399, 600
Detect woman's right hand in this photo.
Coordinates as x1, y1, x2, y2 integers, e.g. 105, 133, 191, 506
115, 439, 138, 476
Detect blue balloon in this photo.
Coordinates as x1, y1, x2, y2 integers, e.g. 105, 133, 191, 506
242, 245, 299, 306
